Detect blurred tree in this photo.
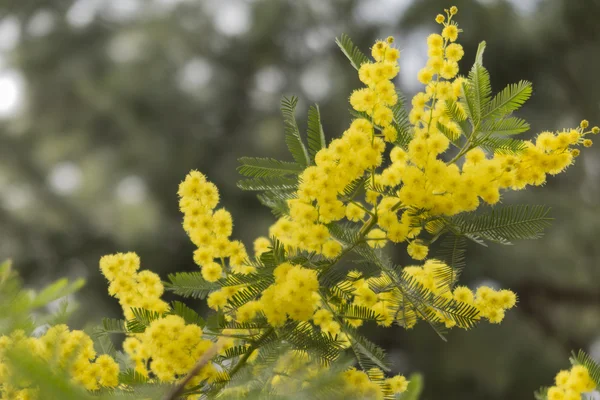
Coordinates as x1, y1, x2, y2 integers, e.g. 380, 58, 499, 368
0, 0, 599, 399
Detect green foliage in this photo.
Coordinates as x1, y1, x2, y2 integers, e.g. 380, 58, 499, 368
335, 34, 369, 70
169, 301, 206, 327
237, 157, 303, 178
482, 80, 532, 121
344, 324, 391, 372
475, 136, 528, 155
281, 96, 311, 167
450, 205, 553, 245
126, 308, 162, 333
401, 373, 424, 400
165, 271, 220, 299
236, 176, 298, 191
307, 104, 327, 161
0, 259, 85, 334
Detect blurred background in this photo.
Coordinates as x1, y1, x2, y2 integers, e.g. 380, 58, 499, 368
0, 0, 599, 398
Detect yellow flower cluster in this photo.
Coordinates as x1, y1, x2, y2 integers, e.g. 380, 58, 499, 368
453, 285, 517, 324
547, 365, 596, 400
342, 367, 408, 399
269, 40, 403, 257
179, 170, 253, 281
122, 315, 215, 384
350, 37, 400, 135
0, 326, 119, 396
100, 252, 169, 320
334, 260, 517, 330
234, 262, 321, 327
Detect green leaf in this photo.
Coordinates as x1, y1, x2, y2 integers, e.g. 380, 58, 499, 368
100, 318, 127, 334
281, 96, 310, 167
466, 63, 492, 124
436, 232, 467, 272
335, 33, 369, 71
165, 271, 219, 299
256, 190, 295, 218
479, 117, 530, 136
119, 368, 149, 385
401, 373, 424, 400
476, 136, 528, 155
169, 301, 205, 327
337, 303, 383, 322
482, 80, 532, 120
237, 176, 298, 191
344, 324, 390, 372
391, 90, 413, 148
282, 321, 346, 366
451, 205, 553, 245
126, 308, 162, 333
307, 104, 326, 161
31, 278, 85, 309
533, 387, 549, 400
460, 82, 478, 127
237, 157, 302, 178
475, 41, 486, 65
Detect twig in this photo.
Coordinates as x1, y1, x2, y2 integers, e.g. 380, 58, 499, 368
163, 344, 220, 400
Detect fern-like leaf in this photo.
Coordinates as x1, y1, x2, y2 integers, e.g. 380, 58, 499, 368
165, 272, 219, 299
307, 104, 326, 161
169, 301, 205, 327
343, 324, 390, 372
452, 205, 553, 244
237, 157, 302, 178
467, 64, 492, 124
436, 232, 467, 272
126, 308, 162, 333
479, 117, 530, 136
335, 34, 369, 71
281, 96, 310, 167
236, 176, 298, 191
476, 136, 528, 155
483, 80, 532, 120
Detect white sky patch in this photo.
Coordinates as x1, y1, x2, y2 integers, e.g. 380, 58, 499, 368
178, 57, 213, 93
0, 17, 20, 51
213, 1, 252, 37
300, 62, 331, 102
0, 70, 24, 118
107, 32, 145, 64
254, 66, 286, 94
48, 162, 83, 195
116, 175, 147, 204
398, 28, 429, 94
105, 0, 142, 22
27, 10, 57, 37
2, 184, 33, 210
477, 0, 542, 16
66, 0, 102, 28
353, 0, 413, 25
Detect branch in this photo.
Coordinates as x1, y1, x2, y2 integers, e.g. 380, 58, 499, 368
163, 344, 219, 400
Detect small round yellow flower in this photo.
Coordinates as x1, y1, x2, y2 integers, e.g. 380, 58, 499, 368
442, 25, 459, 42
407, 241, 428, 260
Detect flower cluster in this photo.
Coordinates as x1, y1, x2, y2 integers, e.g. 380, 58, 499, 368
100, 251, 169, 320
547, 365, 596, 400
123, 315, 215, 384
341, 367, 408, 399
179, 170, 252, 281
0, 326, 119, 397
